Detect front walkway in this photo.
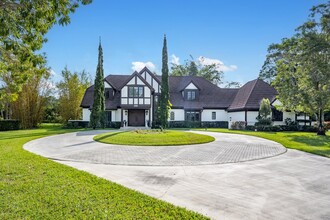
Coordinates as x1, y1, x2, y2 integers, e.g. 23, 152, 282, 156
24, 130, 330, 220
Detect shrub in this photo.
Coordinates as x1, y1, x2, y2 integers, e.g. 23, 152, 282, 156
201, 121, 228, 128
107, 122, 121, 129
0, 120, 21, 131
300, 125, 318, 132
324, 121, 330, 131
231, 121, 246, 130
255, 118, 272, 126
65, 120, 89, 129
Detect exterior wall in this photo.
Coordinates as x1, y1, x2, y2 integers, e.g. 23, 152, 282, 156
228, 111, 245, 129
247, 111, 259, 125
112, 109, 122, 122
104, 81, 112, 88
185, 83, 198, 90
141, 70, 160, 93
169, 109, 185, 121
82, 108, 90, 121
273, 111, 296, 126
201, 109, 227, 121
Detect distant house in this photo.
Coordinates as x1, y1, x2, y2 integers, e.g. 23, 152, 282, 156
80, 67, 299, 128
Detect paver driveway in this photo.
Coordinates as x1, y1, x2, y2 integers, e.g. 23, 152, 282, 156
24, 130, 330, 220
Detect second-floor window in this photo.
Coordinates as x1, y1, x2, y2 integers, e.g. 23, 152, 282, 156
128, 86, 144, 98
187, 90, 196, 100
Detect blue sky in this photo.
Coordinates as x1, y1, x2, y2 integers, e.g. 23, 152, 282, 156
42, 0, 324, 86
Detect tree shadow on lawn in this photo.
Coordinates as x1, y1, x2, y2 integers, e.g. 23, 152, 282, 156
287, 134, 330, 147
94, 131, 124, 142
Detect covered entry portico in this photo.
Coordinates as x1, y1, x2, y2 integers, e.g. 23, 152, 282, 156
128, 109, 145, 126
122, 108, 151, 127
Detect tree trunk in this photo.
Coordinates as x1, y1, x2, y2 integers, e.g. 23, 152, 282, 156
317, 108, 325, 135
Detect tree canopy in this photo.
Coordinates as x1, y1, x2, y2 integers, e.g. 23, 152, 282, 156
57, 67, 91, 123
260, 1, 330, 135
0, 0, 91, 103
159, 35, 171, 129
90, 41, 105, 129
171, 57, 223, 85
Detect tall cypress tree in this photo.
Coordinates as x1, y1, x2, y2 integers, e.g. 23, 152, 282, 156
159, 35, 170, 129
90, 39, 105, 129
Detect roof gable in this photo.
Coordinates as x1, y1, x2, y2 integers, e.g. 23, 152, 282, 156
228, 79, 278, 111
138, 67, 161, 84
118, 71, 154, 91
181, 81, 201, 91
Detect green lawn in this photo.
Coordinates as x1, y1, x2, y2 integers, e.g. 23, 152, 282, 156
94, 129, 215, 146
196, 128, 330, 157
0, 124, 207, 219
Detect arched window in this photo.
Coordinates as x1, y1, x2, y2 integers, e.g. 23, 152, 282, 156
170, 111, 175, 121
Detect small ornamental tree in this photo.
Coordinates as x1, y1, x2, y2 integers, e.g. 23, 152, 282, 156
90, 40, 105, 129
159, 35, 171, 129
256, 98, 272, 126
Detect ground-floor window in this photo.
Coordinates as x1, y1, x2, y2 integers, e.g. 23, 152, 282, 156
212, 111, 216, 120
170, 111, 175, 120
105, 111, 112, 122
272, 108, 283, 121
186, 110, 200, 121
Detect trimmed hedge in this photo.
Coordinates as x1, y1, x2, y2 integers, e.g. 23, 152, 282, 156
245, 125, 318, 132
0, 120, 21, 131
166, 121, 228, 129
65, 120, 89, 129
105, 121, 121, 129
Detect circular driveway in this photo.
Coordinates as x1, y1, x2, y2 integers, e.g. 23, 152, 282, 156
24, 130, 286, 166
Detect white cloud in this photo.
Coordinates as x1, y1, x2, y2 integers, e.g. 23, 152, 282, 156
198, 56, 237, 72
49, 69, 57, 76
170, 54, 180, 65
131, 61, 156, 72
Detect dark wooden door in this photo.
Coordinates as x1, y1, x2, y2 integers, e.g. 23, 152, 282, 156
128, 110, 145, 126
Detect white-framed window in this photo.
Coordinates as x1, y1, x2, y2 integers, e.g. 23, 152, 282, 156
128, 86, 144, 97
187, 90, 196, 100
212, 112, 216, 120
170, 111, 175, 120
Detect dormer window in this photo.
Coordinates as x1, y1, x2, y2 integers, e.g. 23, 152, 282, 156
185, 90, 197, 101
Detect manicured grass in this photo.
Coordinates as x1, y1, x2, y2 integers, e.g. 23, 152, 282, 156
196, 128, 330, 157
94, 129, 215, 146
0, 124, 207, 219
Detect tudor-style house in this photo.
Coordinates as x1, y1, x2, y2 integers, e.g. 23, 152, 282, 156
81, 67, 304, 128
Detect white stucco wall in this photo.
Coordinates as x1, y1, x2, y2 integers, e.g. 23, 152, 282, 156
185, 83, 197, 90
273, 111, 296, 126
247, 111, 259, 125
169, 109, 185, 121
104, 81, 112, 88
82, 108, 91, 121
201, 110, 227, 121
111, 109, 122, 122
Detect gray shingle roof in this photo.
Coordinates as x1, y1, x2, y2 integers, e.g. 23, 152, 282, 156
227, 79, 278, 112
80, 69, 278, 112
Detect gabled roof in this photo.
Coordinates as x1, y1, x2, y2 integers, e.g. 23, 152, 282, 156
81, 67, 278, 112
166, 76, 238, 109
180, 80, 201, 91
138, 66, 161, 84
118, 71, 154, 91
227, 79, 277, 112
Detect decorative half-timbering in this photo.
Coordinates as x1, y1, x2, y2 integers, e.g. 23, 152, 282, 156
81, 67, 301, 128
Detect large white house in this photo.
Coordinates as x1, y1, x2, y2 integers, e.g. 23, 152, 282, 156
81, 67, 302, 128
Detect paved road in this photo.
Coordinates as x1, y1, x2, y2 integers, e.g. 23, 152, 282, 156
24, 130, 330, 220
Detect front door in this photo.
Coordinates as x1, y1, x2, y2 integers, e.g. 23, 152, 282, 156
128, 109, 145, 126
